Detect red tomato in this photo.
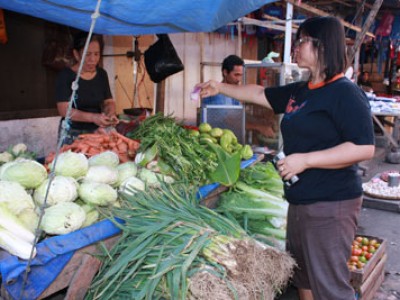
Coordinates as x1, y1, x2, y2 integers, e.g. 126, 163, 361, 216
352, 248, 362, 256
365, 252, 373, 260
355, 236, 363, 243
361, 245, 368, 252
350, 256, 359, 263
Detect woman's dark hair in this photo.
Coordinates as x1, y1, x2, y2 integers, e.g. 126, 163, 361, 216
296, 16, 346, 81
73, 31, 104, 53
222, 55, 244, 73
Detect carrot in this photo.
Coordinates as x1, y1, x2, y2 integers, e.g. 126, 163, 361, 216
78, 145, 91, 154
111, 131, 134, 145
118, 153, 130, 163
117, 142, 128, 153
128, 140, 140, 151
77, 133, 105, 139
45, 152, 56, 165
87, 147, 100, 156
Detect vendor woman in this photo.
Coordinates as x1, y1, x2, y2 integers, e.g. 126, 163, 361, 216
55, 31, 118, 145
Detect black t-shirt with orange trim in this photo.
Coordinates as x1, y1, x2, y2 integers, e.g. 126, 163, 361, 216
265, 76, 374, 204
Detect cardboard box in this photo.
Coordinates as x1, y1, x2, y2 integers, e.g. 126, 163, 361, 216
350, 235, 387, 300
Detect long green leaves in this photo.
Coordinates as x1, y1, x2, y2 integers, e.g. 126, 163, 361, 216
127, 113, 218, 185
86, 184, 245, 300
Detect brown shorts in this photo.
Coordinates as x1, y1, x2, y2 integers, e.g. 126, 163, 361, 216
286, 197, 362, 300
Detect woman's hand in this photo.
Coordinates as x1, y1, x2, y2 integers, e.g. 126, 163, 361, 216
93, 113, 117, 127
196, 80, 220, 98
276, 153, 306, 181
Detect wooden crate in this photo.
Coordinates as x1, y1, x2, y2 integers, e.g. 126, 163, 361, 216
350, 235, 387, 300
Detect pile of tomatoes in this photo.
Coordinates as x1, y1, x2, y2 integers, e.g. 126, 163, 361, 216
348, 236, 381, 271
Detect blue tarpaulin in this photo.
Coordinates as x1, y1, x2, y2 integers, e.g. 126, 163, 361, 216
0, 0, 276, 35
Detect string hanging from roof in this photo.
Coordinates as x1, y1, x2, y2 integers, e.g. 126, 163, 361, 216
18, 1, 103, 298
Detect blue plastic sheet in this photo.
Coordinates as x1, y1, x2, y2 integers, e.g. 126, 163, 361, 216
0, 0, 276, 35
0, 219, 121, 300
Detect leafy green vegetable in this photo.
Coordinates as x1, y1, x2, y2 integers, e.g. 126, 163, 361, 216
207, 142, 241, 186
34, 176, 79, 207
88, 151, 120, 168
41, 202, 86, 235
0, 159, 47, 189
127, 113, 218, 185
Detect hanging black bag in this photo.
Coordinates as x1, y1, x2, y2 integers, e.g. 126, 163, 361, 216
144, 34, 184, 83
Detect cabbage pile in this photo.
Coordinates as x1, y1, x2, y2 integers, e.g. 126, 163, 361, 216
0, 148, 176, 259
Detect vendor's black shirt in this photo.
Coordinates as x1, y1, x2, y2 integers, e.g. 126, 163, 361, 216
55, 67, 112, 131
265, 77, 375, 204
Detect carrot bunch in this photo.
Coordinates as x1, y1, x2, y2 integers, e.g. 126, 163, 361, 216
46, 131, 140, 165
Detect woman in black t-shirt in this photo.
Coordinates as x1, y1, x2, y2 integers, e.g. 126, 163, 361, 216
55, 32, 118, 144
196, 17, 375, 300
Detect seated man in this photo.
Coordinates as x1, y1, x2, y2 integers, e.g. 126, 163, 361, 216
201, 55, 275, 138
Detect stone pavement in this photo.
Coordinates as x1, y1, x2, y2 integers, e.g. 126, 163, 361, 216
278, 146, 400, 300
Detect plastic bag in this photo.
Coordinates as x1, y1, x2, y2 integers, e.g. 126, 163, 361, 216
144, 34, 184, 83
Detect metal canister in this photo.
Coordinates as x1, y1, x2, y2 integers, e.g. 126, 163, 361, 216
388, 173, 400, 187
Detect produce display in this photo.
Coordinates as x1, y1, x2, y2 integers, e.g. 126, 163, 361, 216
87, 183, 295, 300
348, 236, 382, 270
128, 113, 253, 186
0, 113, 297, 300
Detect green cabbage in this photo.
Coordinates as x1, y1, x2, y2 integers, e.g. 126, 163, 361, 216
0, 203, 36, 244
51, 151, 89, 179
33, 176, 79, 207
17, 208, 39, 233
0, 228, 36, 260
88, 150, 120, 167
0, 181, 35, 214
119, 176, 145, 196
83, 165, 118, 186
75, 199, 100, 228
116, 162, 138, 186
0, 152, 13, 165
41, 202, 86, 235
78, 182, 118, 206
0, 159, 47, 189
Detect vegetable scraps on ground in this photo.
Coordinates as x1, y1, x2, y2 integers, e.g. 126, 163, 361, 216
86, 183, 295, 300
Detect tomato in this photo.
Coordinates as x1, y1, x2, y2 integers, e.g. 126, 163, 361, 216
375, 243, 381, 249
361, 237, 370, 246
359, 256, 367, 263
361, 245, 368, 252
355, 236, 363, 243
350, 256, 359, 263
365, 252, 373, 260
356, 261, 365, 269
368, 246, 376, 254
352, 248, 362, 256
348, 264, 357, 271
369, 239, 378, 246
